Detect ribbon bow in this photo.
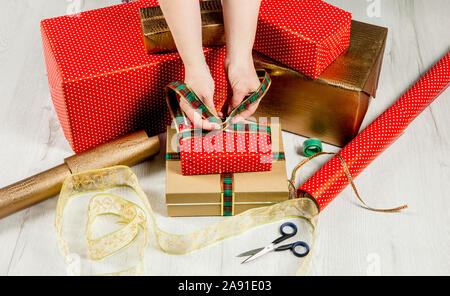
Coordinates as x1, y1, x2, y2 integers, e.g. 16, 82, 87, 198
165, 70, 275, 176
166, 70, 272, 135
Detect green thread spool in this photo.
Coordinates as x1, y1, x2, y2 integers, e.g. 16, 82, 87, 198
303, 138, 323, 157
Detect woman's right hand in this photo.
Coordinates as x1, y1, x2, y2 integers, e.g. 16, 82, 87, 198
182, 63, 222, 130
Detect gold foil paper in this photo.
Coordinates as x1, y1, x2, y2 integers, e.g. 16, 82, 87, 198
139, 0, 225, 53
0, 131, 160, 218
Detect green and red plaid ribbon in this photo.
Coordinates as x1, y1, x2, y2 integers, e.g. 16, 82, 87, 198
165, 69, 274, 176
176, 122, 272, 147
166, 69, 279, 213
220, 173, 234, 216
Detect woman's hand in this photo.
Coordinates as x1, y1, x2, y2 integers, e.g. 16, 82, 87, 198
161, 0, 263, 128
160, 0, 221, 130
225, 57, 261, 123
182, 63, 222, 130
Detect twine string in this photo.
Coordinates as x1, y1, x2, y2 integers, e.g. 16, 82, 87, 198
288, 152, 408, 213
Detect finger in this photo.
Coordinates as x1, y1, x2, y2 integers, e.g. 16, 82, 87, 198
180, 100, 203, 128
231, 102, 260, 124
198, 95, 222, 129
202, 119, 221, 131
228, 90, 248, 115
201, 95, 219, 117
180, 100, 221, 130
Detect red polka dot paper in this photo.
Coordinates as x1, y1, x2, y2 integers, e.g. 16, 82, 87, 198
40, 0, 228, 153
299, 52, 450, 211
178, 124, 273, 176
254, 0, 352, 79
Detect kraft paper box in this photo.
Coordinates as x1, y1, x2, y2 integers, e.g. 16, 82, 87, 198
40, 0, 228, 153
253, 20, 388, 147
165, 123, 289, 217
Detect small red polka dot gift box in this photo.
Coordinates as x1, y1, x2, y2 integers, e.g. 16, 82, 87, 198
166, 70, 274, 176
40, 0, 228, 153
254, 0, 352, 79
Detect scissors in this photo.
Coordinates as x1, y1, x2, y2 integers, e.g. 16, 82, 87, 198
237, 222, 310, 264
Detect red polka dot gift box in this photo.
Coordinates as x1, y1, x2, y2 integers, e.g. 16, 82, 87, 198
40, 0, 228, 153
254, 0, 352, 79
176, 123, 273, 176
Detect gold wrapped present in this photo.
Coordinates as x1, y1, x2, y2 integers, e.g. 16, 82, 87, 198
253, 20, 388, 147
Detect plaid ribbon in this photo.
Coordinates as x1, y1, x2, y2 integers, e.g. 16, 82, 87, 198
165, 153, 181, 160
176, 122, 272, 146
166, 152, 285, 161
166, 70, 275, 214
272, 152, 285, 160
166, 152, 285, 216
221, 173, 234, 216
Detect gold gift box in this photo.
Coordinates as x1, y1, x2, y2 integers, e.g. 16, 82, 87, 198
253, 20, 388, 147
139, 0, 225, 53
165, 123, 289, 217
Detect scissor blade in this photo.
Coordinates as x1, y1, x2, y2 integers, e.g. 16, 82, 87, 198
236, 247, 265, 258
241, 244, 275, 264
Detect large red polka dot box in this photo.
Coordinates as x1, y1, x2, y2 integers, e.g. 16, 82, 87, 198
40, 0, 228, 153
255, 0, 352, 79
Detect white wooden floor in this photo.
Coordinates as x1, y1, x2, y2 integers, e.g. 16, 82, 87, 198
0, 0, 449, 276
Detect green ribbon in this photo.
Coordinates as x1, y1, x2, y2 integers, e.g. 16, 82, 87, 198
303, 138, 323, 157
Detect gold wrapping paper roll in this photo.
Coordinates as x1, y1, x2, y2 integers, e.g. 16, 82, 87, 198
64, 130, 160, 173
0, 131, 160, 218
0, 164, 72, 219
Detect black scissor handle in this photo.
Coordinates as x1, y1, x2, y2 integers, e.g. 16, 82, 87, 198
291, 241, 310, 257
274, 241, 310, 257
272, 222, 298, 244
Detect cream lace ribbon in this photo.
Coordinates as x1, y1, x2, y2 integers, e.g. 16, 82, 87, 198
55, 166, 318, 276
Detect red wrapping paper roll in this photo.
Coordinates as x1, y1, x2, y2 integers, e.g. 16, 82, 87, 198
299, 52, 450, 211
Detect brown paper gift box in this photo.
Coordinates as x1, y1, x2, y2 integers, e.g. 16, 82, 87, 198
165, 123, 289, 217
253, 20, 388, 147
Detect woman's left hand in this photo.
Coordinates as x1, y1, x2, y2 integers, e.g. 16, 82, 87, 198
225, 57, 261, 123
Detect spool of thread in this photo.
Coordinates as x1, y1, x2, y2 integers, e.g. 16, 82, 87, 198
302, 138, 323, 157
